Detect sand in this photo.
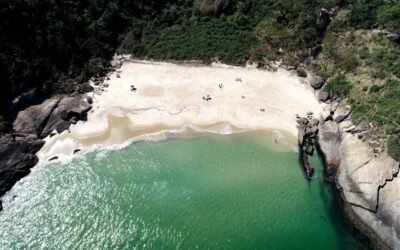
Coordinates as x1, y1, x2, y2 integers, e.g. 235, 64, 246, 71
37, 58, 325, 160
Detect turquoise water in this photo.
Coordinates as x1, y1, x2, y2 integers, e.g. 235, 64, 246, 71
0, 132, 369, 249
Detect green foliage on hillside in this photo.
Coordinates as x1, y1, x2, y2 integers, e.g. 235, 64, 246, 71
323, 75, 353, 97
119, 0, 339, 64
316, 1, 400, 160
0, 0, 340, 126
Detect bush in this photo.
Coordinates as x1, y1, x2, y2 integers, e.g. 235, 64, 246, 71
370, 84, 383, 93
323, 75, 353, 97
391, 60, 400, 78
388, 135, 400, 161
297, 68, 307, 77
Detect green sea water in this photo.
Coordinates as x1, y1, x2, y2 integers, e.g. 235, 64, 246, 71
0, 131, 370, 249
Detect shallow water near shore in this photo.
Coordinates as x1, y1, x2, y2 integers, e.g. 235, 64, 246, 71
0, 131, 370, 249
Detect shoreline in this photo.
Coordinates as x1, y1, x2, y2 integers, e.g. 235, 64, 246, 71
37, 58, 325, 161
1, 57, 396, 248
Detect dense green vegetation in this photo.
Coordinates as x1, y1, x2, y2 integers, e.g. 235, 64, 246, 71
316, 0, 400, 159
0, 0, 336, 114
323, 75, 353, 97
0, 0, 339, 125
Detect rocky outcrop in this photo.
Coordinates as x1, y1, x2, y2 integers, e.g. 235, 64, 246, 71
317, 91, 330, 102
310, 75, 324, 89
297, 115, 319, 178
13, 97, 61, 136
1, 93, 92, 202
13, 94, 91, 138
333, 101, 351, 123
316, 101, 400, 249
41, 95, 92, 137
318, 120, 341, 174
0, 136, 45, 196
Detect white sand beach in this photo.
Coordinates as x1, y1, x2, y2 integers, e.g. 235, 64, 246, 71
37, 58, 325, 160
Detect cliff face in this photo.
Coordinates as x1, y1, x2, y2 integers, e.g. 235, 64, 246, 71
318, 105, 400, 249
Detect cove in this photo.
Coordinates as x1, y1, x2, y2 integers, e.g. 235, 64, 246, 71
0, 131, 370, 249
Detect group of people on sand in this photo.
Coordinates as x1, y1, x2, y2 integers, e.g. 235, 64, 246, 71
131, 84, 137, 92
202, 94, 212, 101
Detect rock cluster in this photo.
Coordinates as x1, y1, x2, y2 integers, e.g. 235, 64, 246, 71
303, 72, 400, 248
0, 93, 92, 208
297, 113, 319, 178
0, 54, 129, 209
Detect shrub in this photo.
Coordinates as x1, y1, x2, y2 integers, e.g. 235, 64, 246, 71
370, 84, 383, 93
388, 135, 400, 161
323, 75, 353, 97
391, 60, 400, 78
297, 68, 307, 77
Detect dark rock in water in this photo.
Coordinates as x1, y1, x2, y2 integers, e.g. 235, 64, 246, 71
49, 156, 58, 161
305, 144, 314, 155
318, 91, 330, 102
310, 75, 324, 89
297, 115, 319, 178
4, 92, 93, 198
0, 137, 44, 196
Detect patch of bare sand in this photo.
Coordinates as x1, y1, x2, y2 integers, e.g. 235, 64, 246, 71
38, 59, 325, 160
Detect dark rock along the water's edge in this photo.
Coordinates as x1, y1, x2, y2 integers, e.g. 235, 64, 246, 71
0, 85, 93, 207
0, 56, 129, 210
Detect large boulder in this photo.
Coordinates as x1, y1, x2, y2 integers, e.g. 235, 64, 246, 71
334, 101, 352, 122
338, 134, 399, 211
318, 91, 330, 102
310, 75, 324, 89
74, 83, 94, 94
353, 119, 369, 133
0, 137, 44, 196
13, 97, 60, 136
337, 132, 400, 249
318, 120, 341, 171
41, 95, 92, 137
